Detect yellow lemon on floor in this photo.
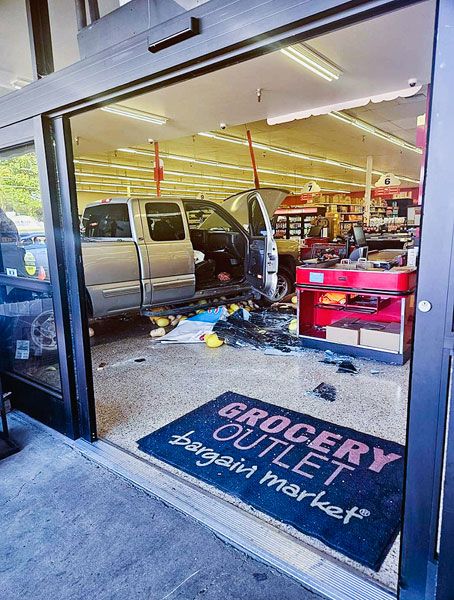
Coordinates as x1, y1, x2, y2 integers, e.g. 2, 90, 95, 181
291, 295, 297, 305
205, 333, 224, 348
289, 318, 298, 332
156, 317, 170, 327
228, 303, 240, 313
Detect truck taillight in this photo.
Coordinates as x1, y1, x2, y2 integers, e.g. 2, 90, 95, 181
101, 198, 112, 204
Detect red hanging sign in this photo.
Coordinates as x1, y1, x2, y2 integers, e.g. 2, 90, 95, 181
153, 142, 164, 196
246, 129, 260, 189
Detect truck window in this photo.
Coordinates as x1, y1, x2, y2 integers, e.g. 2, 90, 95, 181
82, 204, 132, 238
146, 202, 185, 241
185, 204, 234, 232
249, 197, 267, 237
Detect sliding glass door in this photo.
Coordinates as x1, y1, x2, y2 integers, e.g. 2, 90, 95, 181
0, 117, 91, 438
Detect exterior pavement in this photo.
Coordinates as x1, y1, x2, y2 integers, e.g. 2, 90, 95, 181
0, 412, 323, 600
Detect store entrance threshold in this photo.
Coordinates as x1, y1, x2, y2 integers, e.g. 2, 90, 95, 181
76, 436, 395, 600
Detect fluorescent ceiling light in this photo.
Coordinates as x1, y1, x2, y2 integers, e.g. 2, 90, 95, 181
76, 184, 228, 197
75, 157, 358, 194
11, 77, 32, 89
280, 43, 342, 82
329, 111, 422, 154
196, 132, 419, 184
101, 104, 168, 125
75, 168, 354, 192
78, 177, 349, 195
116, 148, 365, 187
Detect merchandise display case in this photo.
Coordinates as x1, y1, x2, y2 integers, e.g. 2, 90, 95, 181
272, 206, 327, 240
296, 262, 417, 364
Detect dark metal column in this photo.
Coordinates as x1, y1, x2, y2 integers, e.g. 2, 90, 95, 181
87, 0, 100, 23
51, 116, 97, 441
25, 0, 54, 79
34, 115, 96, 441
75, 0, 88, 31
33, 115, 78, 437
399, 0, 454, 598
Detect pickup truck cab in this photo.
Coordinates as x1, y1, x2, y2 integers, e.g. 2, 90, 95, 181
81, 189, 286, 318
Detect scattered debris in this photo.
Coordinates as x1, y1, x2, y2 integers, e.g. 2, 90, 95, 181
321, 349, 337, 365
253, 573, 268, 582
288, 318, 298, 333
134, 358, 146, 363
217, 272, 231, 282
97, 361, 107, 371
370, 369, 382, 375
149, 327, 166, 338
204, 332, 224, 348
337, 360, 358, 374
88, 327, 95, 338
312, 382, 337, 402
213, 309, 303, 353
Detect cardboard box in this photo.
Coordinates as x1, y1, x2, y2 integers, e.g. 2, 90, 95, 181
360, 321, 401, 352
326, 317, 362, 346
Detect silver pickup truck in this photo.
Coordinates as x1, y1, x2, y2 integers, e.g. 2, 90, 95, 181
80, 188, 288, 318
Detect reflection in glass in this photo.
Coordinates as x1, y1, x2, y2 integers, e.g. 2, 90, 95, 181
0, 287, 61, 390
0, 145, 60, 390
0, 148, 49, 280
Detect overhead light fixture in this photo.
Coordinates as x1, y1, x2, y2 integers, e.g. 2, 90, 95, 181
75, 157, 365, 193
196, 133, 419, 184
280, 43, 342, 82
76, 184, 229, 198
329, 111, 422, 154
116, 148, 364, 187
10, 77, 32, 89
101, 104, 168, 125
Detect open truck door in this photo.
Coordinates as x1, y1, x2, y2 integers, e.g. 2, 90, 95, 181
218, 188, 288, 298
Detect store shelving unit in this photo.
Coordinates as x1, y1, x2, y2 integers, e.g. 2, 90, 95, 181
295, 264, 416, 364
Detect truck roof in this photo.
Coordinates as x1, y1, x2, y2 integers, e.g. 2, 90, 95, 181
82, 196, 219, 210
83, 188, 289, 214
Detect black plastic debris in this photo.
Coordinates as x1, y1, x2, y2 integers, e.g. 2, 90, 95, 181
134, 357, 146, 363
312, 382, 337, 402
321, 349, 338, 364
337, 360, 358, 374
213, 309, 303, 354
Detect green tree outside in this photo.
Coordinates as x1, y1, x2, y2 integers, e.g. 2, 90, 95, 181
0, 153, 43, 220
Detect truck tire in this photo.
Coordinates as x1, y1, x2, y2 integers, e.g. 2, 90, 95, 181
274, 269, 294, 302
261, 268, 294, 304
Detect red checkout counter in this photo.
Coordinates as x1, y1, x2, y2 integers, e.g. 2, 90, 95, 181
295, 254, 417, 364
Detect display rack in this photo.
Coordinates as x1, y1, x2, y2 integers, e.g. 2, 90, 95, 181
295, 264, 416, 364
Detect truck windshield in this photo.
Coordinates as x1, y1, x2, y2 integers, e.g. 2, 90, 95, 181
82, 204, 132, 238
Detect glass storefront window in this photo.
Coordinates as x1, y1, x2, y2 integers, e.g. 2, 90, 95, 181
0, 288, 61, 390
0, 145, 60, 390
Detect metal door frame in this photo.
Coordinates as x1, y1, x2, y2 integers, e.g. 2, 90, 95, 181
0, 117, 87, 437
1, 0, 453, 597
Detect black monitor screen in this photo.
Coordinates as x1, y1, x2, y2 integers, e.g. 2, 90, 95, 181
353, 225, 367, 247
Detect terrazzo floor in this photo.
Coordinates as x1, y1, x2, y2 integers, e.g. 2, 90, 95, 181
91, 316, 410, 592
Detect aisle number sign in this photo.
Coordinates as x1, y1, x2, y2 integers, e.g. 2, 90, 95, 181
301, 181, 321, 202
374, 173, 401, 197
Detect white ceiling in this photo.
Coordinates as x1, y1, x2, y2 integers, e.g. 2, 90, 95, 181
71, 1, 434, 154
70, 1, 434, 200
